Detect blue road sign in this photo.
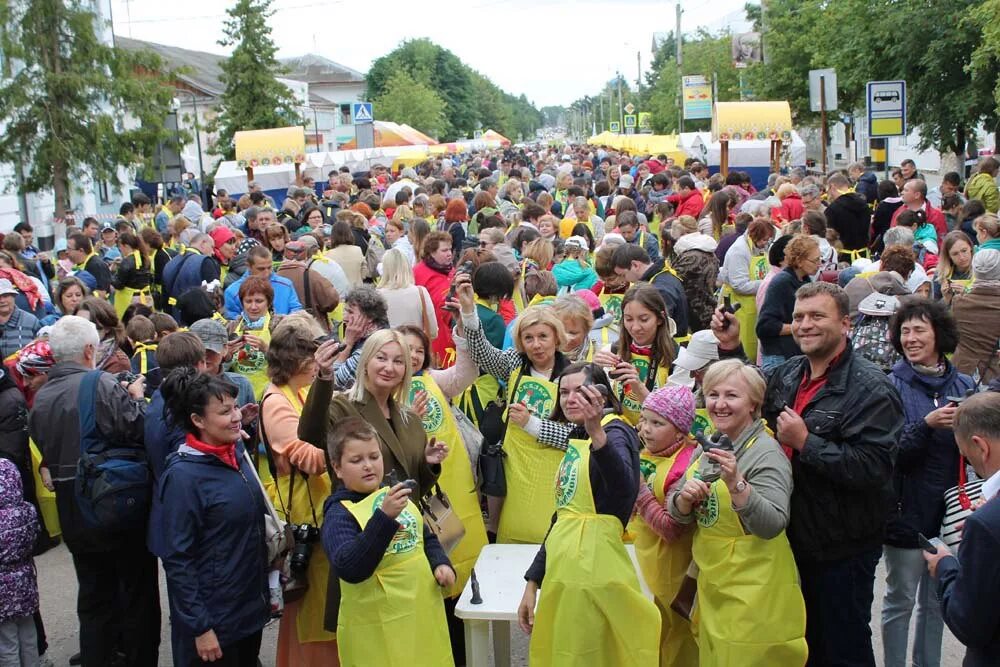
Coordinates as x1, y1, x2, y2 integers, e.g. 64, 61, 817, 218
352, 102, 374, 124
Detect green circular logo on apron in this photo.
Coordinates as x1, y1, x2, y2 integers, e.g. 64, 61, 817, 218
409, 382, 444, 432
374, 490, 419, 554
695, 484, 720, 528
232, 342, 265, 375
621, 357, 650, 414
692, 411, 713, 436
639, 458, 657, 493
514, 379, 555, 417
555, 447, 581, 508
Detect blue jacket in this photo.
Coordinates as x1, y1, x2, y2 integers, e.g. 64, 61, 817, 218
162, 252, 219, 318
886, 359, 974, 548
155, 446, 269, 665
856, 171, 879, 205
223, 273, 303, 319
935, 495, 1000, 667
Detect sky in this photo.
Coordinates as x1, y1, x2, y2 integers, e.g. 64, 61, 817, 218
109, 0, 752, 107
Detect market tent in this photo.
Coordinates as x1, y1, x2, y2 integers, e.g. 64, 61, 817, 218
710, 101, 798, 189
588, 131, 615, 145
587, 133, 686, 165
481, 129, 511, 146
339, 121, 437, 149
392, 149, 431, 172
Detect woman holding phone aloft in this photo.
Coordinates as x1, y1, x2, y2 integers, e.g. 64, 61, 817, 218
517, 362, 660, 666
667, 358, 806, 666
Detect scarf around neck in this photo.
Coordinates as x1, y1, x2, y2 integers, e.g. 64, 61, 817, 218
185, 432, 238, 469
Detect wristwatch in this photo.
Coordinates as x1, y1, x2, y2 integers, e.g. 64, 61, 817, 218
734, 479, 748, 494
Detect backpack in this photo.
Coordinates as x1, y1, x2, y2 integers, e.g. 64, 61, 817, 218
74, 370, 152, 531
851, 292, 901, 372
363, 234, 385, 281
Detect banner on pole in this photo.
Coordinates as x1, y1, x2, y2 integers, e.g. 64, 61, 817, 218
682, 76, 713, 120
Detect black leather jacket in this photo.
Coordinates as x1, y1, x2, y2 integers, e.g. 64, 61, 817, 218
761, 346, 904, 562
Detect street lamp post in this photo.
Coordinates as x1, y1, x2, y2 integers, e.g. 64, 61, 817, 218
174, 89, 205, 200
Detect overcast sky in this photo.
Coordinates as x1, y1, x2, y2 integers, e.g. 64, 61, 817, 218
109, 0, 752, 107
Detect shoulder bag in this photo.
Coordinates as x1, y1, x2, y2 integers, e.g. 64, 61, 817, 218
477, 366, 526, 497
418, 483, 466, 554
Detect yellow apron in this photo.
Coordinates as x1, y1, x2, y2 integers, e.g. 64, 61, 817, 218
497, 370, 561, 544
618, 350, 670, 426
339, 489, 454, 667
408, 373, 488, 597
686, 434, 808, 666
721, 236, 769, 359
30, 440, 59, 538
598, 287, 625, 327
131, 342, 157, 375
529, 416, 661, 666
231, 313, 272, 399
112, 251, 152, 319
268, 385, 337, 645
632, 447, 700, 666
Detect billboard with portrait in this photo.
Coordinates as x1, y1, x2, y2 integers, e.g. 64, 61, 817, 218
732, 32, 762, 68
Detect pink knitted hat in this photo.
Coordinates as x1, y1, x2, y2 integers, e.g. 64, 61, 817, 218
642, 385, 696, 434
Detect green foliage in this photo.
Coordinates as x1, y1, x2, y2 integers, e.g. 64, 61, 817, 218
751, 0, 1000, 155
0, 0, 179, 214
210, 0, 302, 159
366, 38, 543, 142
372, 68, 447, 138
540, 106, 566, 127
644, 30, 742, 134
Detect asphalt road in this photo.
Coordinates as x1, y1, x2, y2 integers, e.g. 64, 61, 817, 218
36, 542, 965, 666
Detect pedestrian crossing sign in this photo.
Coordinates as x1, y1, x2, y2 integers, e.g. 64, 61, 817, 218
610, 121, 621, 133
352, 102, 374, 124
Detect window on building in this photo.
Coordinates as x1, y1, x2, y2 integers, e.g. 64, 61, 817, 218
98, 181, 112, 205
340, 104, 352, 126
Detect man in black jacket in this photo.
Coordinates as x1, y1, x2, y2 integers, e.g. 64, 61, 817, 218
825, 173, 872, 251
924, 392, 1000, 667
714, 281, 903, 667
611, 243, 689, 336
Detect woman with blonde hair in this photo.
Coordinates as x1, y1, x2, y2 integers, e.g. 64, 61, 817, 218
933, 230, 975, 303
260, 314, 341, 665
973, 212, 1000, 251
514, 237, 554, 311
454, 274, 575, 543
377, 248, 437, 335
668, 358, 807, 666
408, 218, 431, 259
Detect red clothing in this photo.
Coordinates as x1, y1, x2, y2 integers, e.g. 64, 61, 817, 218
890, 202, 947, 244
772, 193, 805, 223
667, 189, 706, 218
644, 159, 666, 175
184, 433, 238, 469
413, 260, 455, 367
497, 298, 517, 324
786, 349, 845, 457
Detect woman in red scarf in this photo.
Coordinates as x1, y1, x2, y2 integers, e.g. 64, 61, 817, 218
413, 231, 456, 367
156, 368, 271, 666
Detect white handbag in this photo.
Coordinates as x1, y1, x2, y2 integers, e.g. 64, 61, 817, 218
243, 449, 292, 564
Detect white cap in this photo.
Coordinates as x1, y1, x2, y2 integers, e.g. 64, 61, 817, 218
565, 235, 589, 252
0, 279, 16, 297
674, 329, 720, 372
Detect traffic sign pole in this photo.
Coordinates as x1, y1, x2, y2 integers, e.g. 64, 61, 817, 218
820, 75, 828, 174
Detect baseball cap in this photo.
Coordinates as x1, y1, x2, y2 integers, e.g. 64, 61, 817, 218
284, 241, 308, 259
0, 278, 17, 297
565, 235, 589, 252
619, 174, 635, 189
674, 330, 721, 372
189, 318, 228, 354
100, 222, 116, 232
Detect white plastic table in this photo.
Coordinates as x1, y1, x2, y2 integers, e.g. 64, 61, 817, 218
454, 543, 651, 667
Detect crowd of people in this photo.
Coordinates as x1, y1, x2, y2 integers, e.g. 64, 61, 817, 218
1, 145, 1000, 667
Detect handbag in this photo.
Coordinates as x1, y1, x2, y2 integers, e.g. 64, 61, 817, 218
477, 367, 526, 497
418, 483, 467, 554
242, 449, 292, 566
451, 405, 483, 484
940, 456, 986, 549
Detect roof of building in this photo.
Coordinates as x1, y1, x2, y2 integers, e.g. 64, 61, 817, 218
279, 54, 366, 85
115, 37, 351, 105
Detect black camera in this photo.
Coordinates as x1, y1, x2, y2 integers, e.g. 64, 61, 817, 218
443, 261, 476, 312
288, 524, 320, 573
719, 295, 742, 330
115, 371, 141, 385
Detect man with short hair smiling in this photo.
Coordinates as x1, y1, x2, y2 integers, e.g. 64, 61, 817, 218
892, 179, 948, 244
712, 281, 903, 667
924, 392, 1000, 667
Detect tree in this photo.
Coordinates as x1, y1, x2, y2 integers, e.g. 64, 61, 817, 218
372, 68, 447, 138
0, 0, 178, 216
209, 0, 301, 159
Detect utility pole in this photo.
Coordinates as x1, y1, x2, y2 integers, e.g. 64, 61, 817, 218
617, 71, 624, 131
637, 51, 642, 95
676, 2, 683, 133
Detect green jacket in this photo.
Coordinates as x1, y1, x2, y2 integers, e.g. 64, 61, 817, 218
965, 172, 999, 213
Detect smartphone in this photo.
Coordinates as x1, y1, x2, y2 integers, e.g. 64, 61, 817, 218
400, 479, 418, 492
917, 533, 939, 554
444, 261, 476, 312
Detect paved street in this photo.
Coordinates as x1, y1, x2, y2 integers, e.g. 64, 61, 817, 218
36, 542, 964, 666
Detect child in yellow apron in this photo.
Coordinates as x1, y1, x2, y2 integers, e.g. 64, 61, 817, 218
112, 249, 153, 319
524, 411, 661, 666
631, 386, 701, 666
681, 422, 808, 666
721, 234, 769, 359
497, 366, 562, 544
323, 419, 455, 667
